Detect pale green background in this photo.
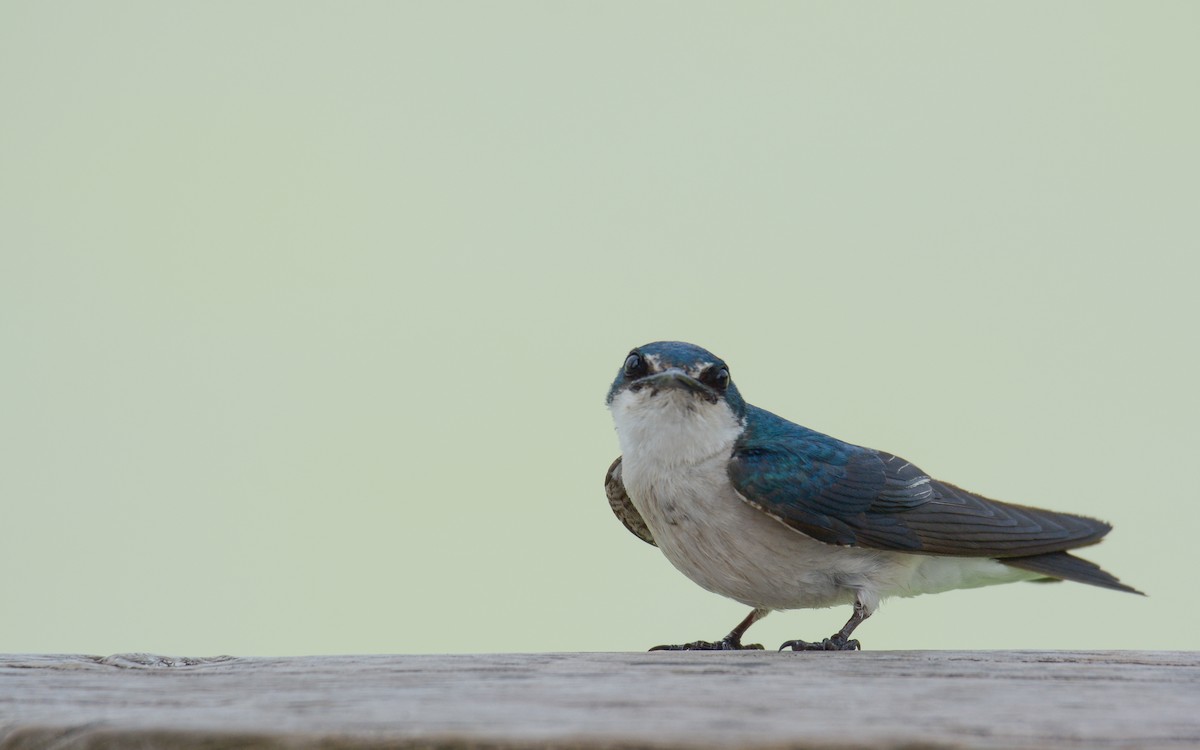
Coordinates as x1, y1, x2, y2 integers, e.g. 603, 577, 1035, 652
1, 2, 1196, 656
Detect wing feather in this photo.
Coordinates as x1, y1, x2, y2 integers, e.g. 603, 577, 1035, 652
728, 406, 1113, 559
604, 457, 656, 547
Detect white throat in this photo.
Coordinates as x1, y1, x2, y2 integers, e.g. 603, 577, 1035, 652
609, 388, 744, 471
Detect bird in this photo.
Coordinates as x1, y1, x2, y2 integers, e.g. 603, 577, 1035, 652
604, 341, 1140, 651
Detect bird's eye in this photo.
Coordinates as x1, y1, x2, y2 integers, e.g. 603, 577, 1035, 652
705, 366, 730, 391
624, 352, 647, 378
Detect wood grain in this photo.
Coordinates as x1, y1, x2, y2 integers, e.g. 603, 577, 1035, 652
1, 651, 1197, 749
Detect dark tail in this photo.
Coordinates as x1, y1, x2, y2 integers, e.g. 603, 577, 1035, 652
1004, 551, 1144, 595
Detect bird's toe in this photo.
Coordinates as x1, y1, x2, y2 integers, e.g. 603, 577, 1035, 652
779, 637, 861, 652
650, 637, 764, 651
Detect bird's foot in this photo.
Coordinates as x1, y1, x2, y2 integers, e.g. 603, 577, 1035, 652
779, 636, 861, 651
650, 636, 764, 651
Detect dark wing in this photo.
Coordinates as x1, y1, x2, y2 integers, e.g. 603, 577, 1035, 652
728, 406, 1113, 559
605, 457, 656, 547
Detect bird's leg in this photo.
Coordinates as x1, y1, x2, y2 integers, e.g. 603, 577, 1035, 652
650, 608, 769, 651
780, 599, 871, 652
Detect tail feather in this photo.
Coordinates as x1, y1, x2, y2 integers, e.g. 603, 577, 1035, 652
1004, 551, 1144, 595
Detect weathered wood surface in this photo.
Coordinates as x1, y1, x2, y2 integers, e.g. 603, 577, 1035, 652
1, 651, 1198, 749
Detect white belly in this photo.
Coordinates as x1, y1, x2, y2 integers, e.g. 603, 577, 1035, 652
622, 452, 1036, 613
609, 386, 1036, 615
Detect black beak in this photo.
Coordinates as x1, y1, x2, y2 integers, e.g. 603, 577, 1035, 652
631, 369, 719, 403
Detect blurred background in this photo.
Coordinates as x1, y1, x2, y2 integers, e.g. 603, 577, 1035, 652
1, 2, 1196, 655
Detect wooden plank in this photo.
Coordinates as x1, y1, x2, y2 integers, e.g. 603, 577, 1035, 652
1, 651, 1198, 749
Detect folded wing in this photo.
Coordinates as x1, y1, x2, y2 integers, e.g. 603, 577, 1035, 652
728, 407, 1138, 592
605, 456, 656, 547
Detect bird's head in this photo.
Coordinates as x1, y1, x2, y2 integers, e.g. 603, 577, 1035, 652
606, 341, 747, 464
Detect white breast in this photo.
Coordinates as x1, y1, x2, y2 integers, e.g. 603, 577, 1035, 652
609, 389, 1037, 613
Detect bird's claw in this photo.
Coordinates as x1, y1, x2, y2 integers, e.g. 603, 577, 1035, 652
779, 637, 861, 651
650, 637, 764, 651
